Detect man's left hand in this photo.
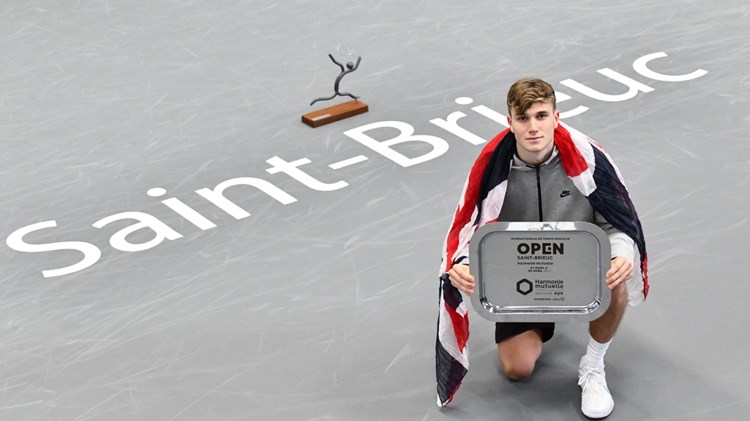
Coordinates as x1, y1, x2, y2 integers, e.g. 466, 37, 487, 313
606, 256, 633, 289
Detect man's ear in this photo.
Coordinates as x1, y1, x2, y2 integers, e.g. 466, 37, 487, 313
553, 110, 560, 129
507, 115, 514, 132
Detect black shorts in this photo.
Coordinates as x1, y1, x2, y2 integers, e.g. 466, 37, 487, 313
495, 322, 555, 344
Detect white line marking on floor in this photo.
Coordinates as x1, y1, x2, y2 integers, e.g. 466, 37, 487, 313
329, 155, 368, 169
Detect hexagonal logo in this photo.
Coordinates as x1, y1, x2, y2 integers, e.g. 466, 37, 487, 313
516, 279, 533, 295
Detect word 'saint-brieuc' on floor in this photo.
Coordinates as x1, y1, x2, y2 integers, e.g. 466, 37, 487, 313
6, 52, 706, 278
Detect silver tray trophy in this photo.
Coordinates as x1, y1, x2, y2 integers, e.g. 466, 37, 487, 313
469, 222, 611, 322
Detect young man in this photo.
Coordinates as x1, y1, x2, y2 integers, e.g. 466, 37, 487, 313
437, 78, 648, 418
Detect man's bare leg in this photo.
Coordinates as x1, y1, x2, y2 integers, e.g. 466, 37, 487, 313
497, 328, 544, 381
589, 282, 628, 343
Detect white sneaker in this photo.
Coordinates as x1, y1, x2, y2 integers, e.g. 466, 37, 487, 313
578, 356, 614, 419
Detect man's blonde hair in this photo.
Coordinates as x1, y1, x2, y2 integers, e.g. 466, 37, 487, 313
506, 78, 557, 116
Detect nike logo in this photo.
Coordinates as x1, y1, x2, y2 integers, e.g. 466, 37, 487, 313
560, 190, 571, 197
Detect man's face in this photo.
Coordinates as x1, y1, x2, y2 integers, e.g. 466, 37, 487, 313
507, 101, 560, 164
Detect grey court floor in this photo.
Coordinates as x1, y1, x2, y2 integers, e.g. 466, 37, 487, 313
1, 1, 749, 420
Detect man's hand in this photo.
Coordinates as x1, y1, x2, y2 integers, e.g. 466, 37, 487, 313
606, 256, 633, 290
448, 264, 475, 295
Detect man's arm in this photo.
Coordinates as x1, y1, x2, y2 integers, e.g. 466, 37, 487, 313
595, 211, 635, 289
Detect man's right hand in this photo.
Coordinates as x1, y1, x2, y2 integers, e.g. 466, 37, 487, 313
448, 264, 475, 295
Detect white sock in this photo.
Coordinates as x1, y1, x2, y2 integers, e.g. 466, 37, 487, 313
584, 336, 611, 371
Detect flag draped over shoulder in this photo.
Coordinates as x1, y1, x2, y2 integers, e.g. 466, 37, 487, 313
435, 122, 649, 407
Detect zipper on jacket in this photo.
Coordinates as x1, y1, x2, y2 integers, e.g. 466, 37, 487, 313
534, 165, 544, 221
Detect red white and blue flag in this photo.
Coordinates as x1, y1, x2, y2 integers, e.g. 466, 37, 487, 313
436, 122, 649, 407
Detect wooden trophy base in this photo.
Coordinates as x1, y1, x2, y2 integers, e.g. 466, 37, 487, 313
301, 99, 368, 128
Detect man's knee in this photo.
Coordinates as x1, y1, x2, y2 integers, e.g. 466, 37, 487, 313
502, 358, 536, 381
497, 328, 543, 381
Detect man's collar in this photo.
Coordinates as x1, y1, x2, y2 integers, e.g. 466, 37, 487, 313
512, 146, 558, 168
